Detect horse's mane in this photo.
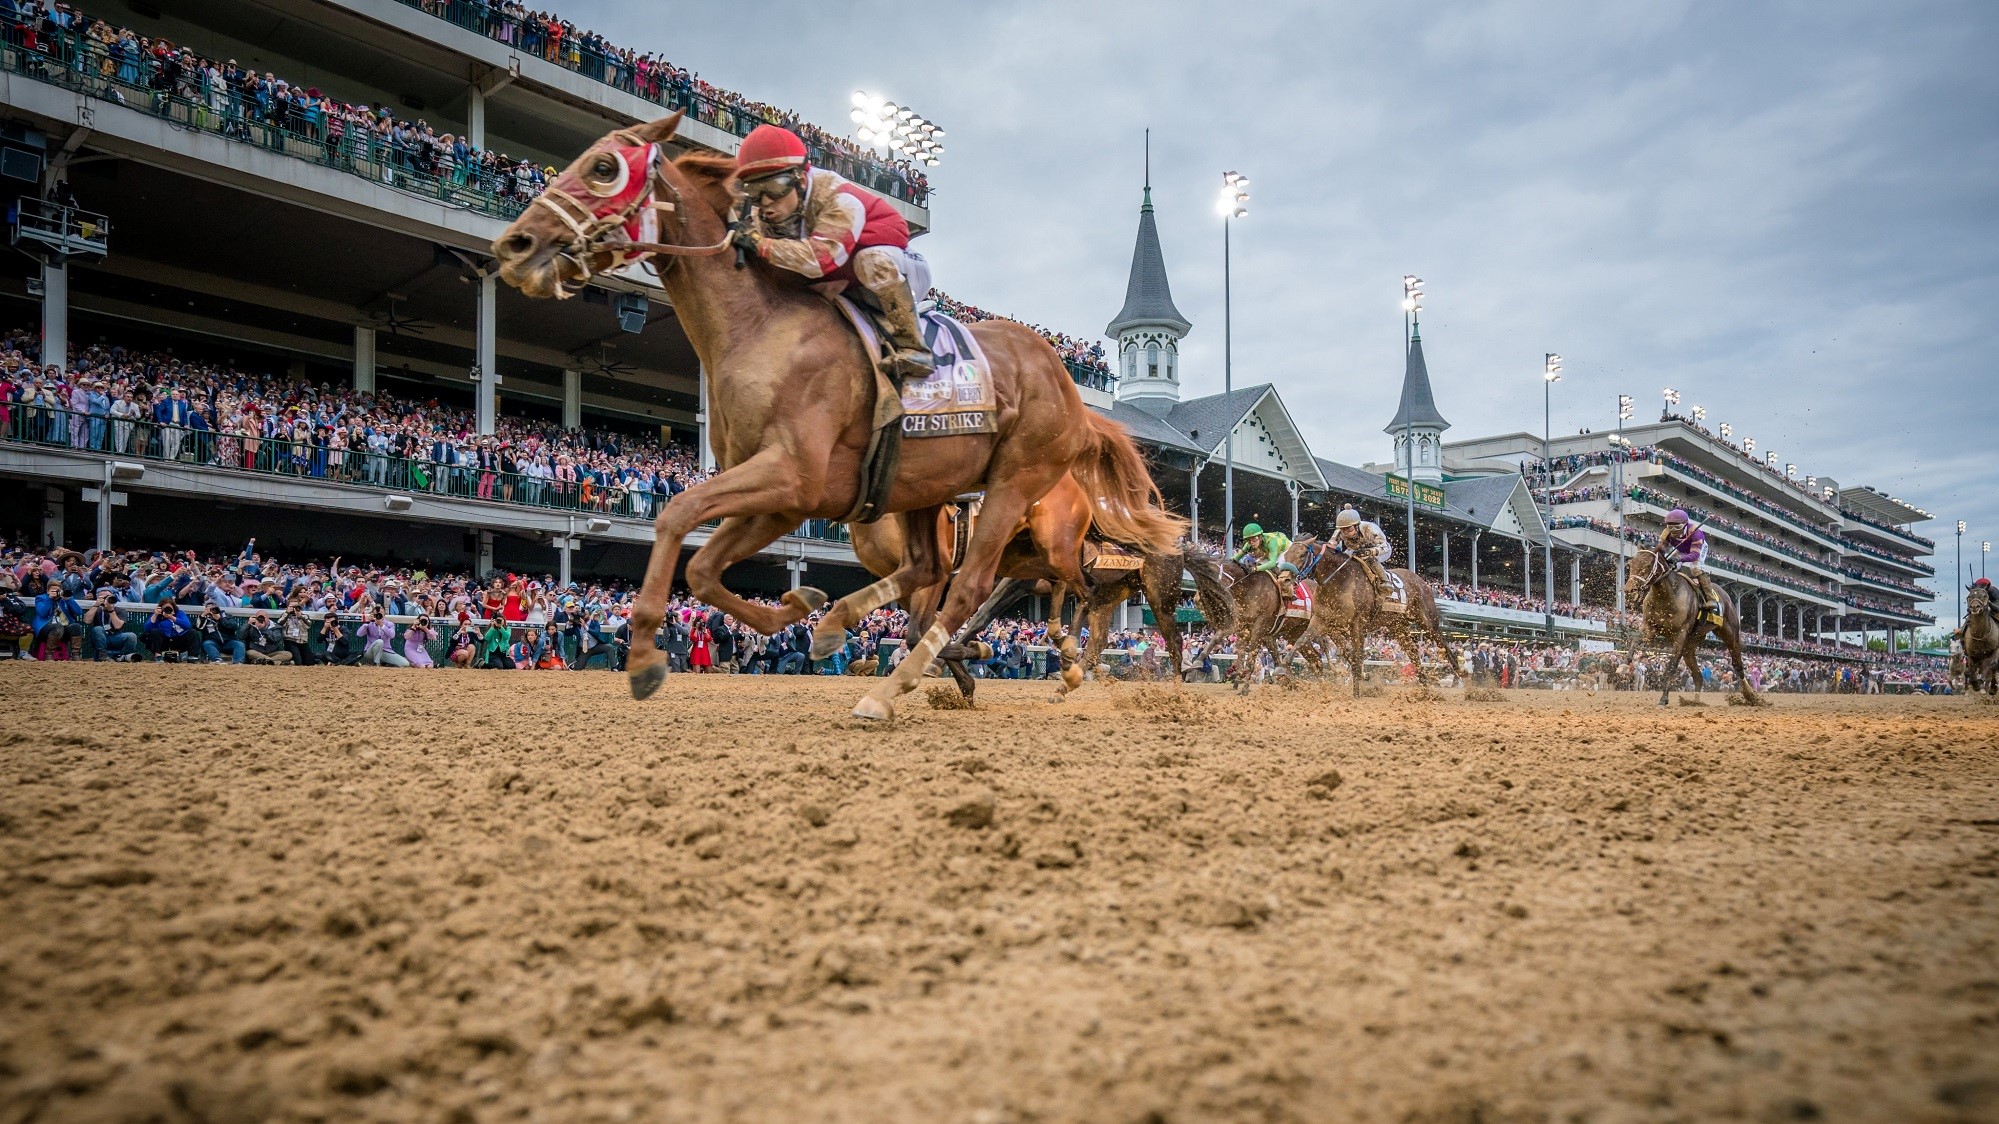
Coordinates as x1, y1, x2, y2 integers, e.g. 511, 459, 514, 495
673, 151, 738, 218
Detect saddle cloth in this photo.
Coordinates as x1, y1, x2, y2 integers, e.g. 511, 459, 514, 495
1380, 570, 1409, 615
1284, 580, 1316, 619
832, 296, 996, 438
1088, 541, 1145, 572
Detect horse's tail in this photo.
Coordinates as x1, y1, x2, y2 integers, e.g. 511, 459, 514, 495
1182, 546, 1235, 634
1074, 412, 1187, 555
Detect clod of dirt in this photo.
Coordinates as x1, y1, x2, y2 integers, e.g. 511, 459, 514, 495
925, 685, 973, 710
798, 803, 832, 827
1306, 770, 1344, 800
1727, 693, 1771, 707
1464, 688, 1506, 703
945, 789, 997, 830
1677, 697, 1708, 708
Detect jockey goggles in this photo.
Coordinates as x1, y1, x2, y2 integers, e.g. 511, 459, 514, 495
740, 172, 802, 201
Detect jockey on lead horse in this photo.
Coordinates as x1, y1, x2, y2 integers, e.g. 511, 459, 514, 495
729, 124, 935, 380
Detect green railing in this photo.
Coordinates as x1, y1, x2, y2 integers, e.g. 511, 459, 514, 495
0, 26, 532, 221
2, 404, 850, 543
386, 0, 928, 206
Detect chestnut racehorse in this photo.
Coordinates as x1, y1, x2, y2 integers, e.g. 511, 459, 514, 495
1624, 547, 1758, 706
491, 113, 1181, 719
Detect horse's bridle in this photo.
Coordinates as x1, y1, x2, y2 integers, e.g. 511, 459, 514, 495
530, 134, 738, 296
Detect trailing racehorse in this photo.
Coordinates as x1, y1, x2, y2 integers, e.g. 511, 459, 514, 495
1963, 587, 1998, 696
849, 472, 1189, 704
491, 114, 1181, 720
1075, 545, 1233, 680
1216, 561, 1322, 692
1624, 547, 1758, 706
1283, 536, 1462, 696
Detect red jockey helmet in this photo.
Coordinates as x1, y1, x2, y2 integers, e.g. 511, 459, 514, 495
736, 125, 810, 181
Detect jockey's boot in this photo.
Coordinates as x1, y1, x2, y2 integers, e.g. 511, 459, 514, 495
862, 272, 935, 382
1363, 557, 1394, 600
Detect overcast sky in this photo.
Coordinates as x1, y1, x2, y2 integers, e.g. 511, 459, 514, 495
570, 0, 1997, 624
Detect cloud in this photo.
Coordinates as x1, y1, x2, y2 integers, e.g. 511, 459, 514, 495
568, 0, 1998, 620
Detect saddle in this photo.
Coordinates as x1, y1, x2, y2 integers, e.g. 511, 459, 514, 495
828, 297, 994, 524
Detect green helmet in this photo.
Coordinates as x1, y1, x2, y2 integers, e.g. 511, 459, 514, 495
1241, 523, 1262, 539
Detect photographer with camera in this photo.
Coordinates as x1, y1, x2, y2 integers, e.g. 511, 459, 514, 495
83, 591, 140, 661
280, 603, 317, 666
240, 609, 292, 665
141, 597, 197, 662
357, 608, 408, 667
193, 603, 244, 664
320, 614, 360, 665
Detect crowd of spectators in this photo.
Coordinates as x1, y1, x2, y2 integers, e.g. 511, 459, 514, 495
0, 331, 714, 518
929, 291, 1115, 389
1, 0, 925, 210
1434, 580, 1616, 623
401, 0, 929, 204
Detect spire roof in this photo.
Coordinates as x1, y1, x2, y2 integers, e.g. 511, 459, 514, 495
1384, 325, 1450, 434
1105, 151, 1191, 338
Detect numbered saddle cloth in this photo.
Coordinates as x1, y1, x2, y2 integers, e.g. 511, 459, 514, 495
1380, 570, 1409, 614
831, 296, 996, 437
1088, 541, 1145, 572
1284, 579, 1316, 619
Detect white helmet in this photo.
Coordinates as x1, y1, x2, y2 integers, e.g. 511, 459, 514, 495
1335, 507, 1361, 530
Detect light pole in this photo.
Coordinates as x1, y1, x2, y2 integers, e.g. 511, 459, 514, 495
1542, 352, 1562, 634
1613, 392, 1633, 613
1985, 540, 1990, 581
1401, 275, 1424, 566
1957, 520, 1966, 626
1218, 171, 1250, 546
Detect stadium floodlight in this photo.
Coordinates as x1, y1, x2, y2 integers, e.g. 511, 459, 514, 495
1544, 353, 1563, 382
1663, 387, 1680, 407
1719, 422, 1732, 439
1743, 437, 1755, 453
1785, 463, 1797, 478
1617, 393, 1633, 421
1823, 485, 1835, 501
1959, 520, 1969, 534
1402, 274, 1423, 313
1767, 451, 1779, 468
1217, 170, 1250, 218
1806, 475, 1817, 489
852, 91, 943, 165
1690, 405, 1706, 423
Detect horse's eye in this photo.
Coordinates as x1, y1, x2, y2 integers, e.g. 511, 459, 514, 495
591, 158, 617, 179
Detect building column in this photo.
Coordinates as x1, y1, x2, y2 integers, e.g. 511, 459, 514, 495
477, 530, 494, 578
556, 534, 573, 588
474, 274, 498, 436
696, 363, 716, 474
562, 368, 582, 430
787, 558, 806, 591
1756, 596, 1766, 635
1287, 479, 1300, 539
1470, 532, 1481, 591
40, 260, 67, 374
1188, 461, 1201, 540
94, 462, 112, 552
1522, 538, 1532, 597
1569, 555, 1581, 606
1441, 531, 1450, 586
352, 326, 376, 393
468, 85, 487, 152
41, 485, 64, 549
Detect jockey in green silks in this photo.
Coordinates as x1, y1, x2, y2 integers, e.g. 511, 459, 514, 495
1234, 523, 1297, 597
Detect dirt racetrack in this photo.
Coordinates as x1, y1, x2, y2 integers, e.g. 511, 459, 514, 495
1, 665, 1995, 1124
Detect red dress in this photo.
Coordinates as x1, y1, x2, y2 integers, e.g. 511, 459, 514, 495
689, 626, 713, 670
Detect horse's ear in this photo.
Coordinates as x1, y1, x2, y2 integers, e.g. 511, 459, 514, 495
629, 111, 683, 144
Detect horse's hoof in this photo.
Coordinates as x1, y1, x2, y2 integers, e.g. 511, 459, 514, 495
1657, 698, 1670, 707
851, 695, 893, 722
809, 624, 846, 661
1047, 691, 1067, 703
786, 586, 829, 615
629, 664, 666, 701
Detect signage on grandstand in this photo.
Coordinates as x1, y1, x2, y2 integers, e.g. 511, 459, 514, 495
1385, 474, 1445, 509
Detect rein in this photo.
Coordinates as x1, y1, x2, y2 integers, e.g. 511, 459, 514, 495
536, 154, 739, 295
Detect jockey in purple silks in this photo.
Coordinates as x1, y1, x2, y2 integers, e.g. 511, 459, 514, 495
1658, 508, 1722, 618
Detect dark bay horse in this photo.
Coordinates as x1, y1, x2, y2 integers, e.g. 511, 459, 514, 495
1075, 545, 1234, 680
1624, 547, 1758, 706
491, 113, 1182, 720
1283, 537, 1462, 695
1216, 562, 1323, 691
1964, 588, 1998, 696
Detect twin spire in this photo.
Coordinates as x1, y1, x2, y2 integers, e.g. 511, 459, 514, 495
1106, 130, 1190, 338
